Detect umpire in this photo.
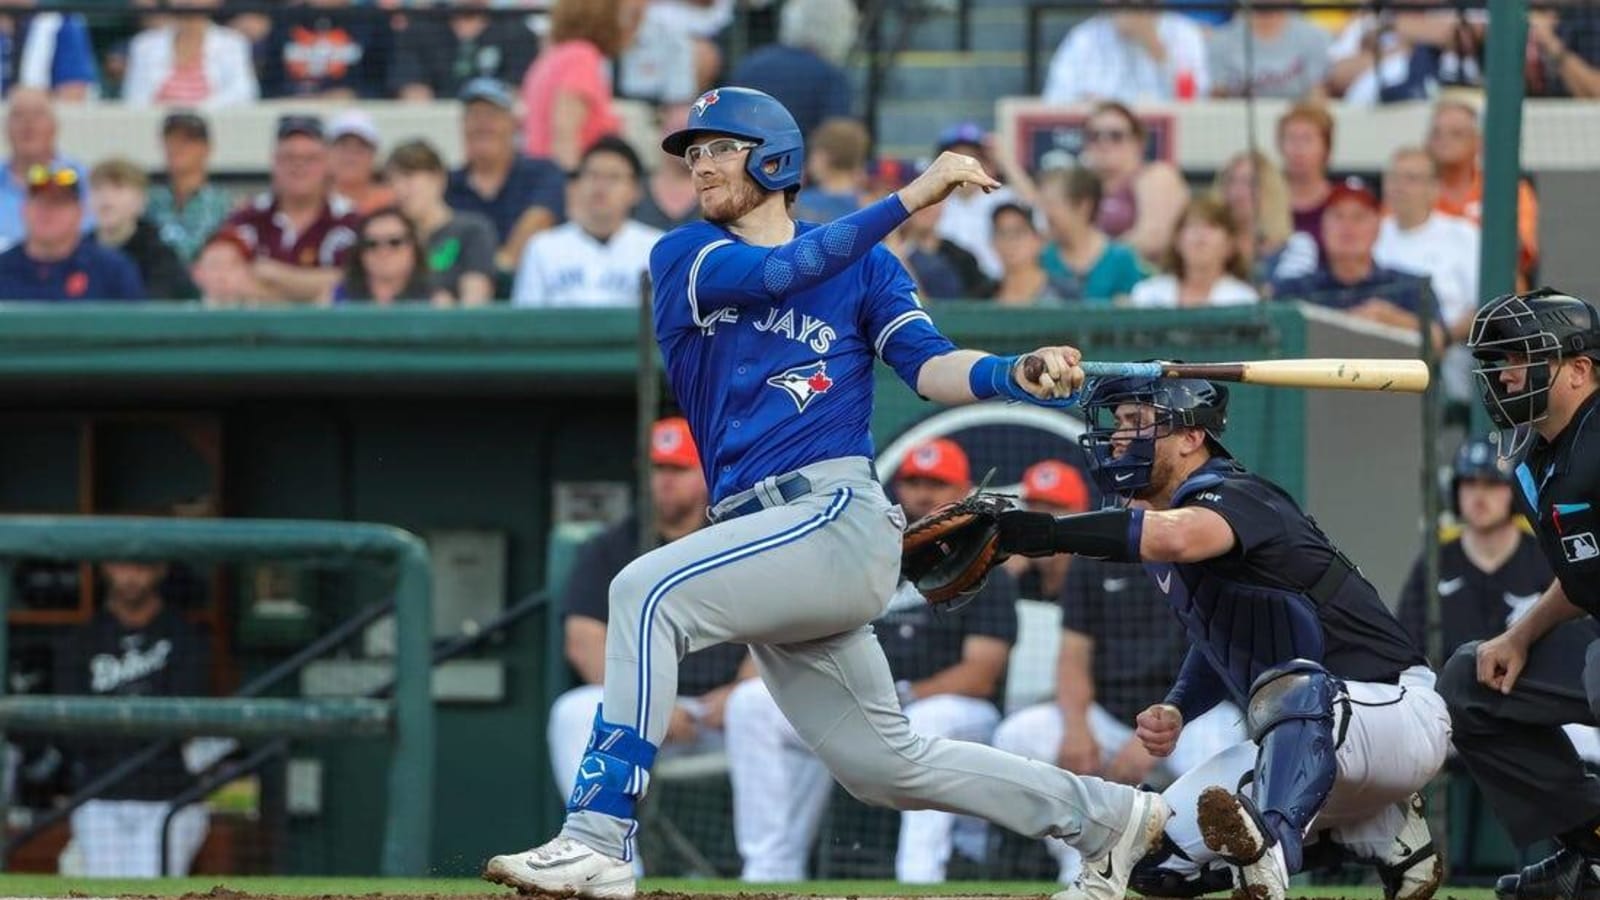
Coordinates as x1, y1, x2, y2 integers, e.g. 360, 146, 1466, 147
1440, 287, 1600, 900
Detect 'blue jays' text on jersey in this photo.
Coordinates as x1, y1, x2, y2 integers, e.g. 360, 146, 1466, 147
650, 219, 957, 503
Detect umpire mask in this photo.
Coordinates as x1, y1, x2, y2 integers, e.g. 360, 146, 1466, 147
1469, 289, 1600, 457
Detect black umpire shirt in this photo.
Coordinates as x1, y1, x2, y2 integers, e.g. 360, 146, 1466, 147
1515, 390, 1600, 617
53, 604, 209, 800
1398, 530, 1552, 655
874, 568, 1019, 704
1180, 461, 1427, 683
1060, 557, 1190, 723
562, 516, 747, 698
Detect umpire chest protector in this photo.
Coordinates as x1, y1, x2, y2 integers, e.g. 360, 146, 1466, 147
1146, 465, 1354, 704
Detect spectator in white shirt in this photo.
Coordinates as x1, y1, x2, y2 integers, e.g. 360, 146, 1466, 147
1373, 146, 1480, 336
121, 5, 257, 109
929, 122, 1017, 281
1373, 145, 1481, 404
1042, 6, 1209, 104
1129, 194, 1259, 308
512, 137, 662, 308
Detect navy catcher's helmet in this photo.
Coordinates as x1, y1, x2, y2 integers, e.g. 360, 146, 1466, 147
1468, 287, 1600, 455
661, 87, 805, 193
1450, 436, 1514, 517
1079, 370, 1230, 501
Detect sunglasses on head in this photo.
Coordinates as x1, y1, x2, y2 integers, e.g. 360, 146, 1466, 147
26, 165, 79, 190
361, 236, 409, 250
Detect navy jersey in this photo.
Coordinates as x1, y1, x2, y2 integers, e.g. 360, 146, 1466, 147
1513, 391, 1600, 617
874, 571, 1019, 702
1060, 558, 1190, 723
1397, 530, 1551, 655
649, 209, 956, 503
1154, 459, 1424, 713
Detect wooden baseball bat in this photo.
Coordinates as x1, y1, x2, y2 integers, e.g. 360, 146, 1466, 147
1020, 357, 1430, 393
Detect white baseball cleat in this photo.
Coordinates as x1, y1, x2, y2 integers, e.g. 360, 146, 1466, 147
482, 836, 636, 898
1376, 793, 1442, 900
1197, 785, 1289, 900
1052, 790, 1172, 900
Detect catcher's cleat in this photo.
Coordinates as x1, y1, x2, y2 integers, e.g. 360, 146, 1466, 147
483, 836, 635, 898
1053, 790, 1172, 900
1197, 786, 1289, 900
1375, 793, 1442, 900
1494, 848, 1600, 900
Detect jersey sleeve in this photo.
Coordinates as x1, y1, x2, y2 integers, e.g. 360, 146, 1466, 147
650, 195, 913, 331
861, 247, 958, 389
1184, 478, 1285, 557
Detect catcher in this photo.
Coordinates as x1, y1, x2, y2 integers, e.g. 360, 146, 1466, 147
905, 374, 1449, 900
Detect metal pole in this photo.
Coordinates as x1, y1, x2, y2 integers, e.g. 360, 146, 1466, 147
1476, 0, 1529, 437
1418, 283, 1449, 875
380, 538, 434, 877
637, 274, 660, 557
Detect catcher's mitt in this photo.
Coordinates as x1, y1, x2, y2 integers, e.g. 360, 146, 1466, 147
900, 490, 1015, 605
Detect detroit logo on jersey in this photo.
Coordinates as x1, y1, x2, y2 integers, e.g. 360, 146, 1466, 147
768, 361, 834, 412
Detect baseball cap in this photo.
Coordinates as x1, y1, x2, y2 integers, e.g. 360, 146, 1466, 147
161, 110, 209, 142
895, 438, 972, 489
459, 77, 515, 111
936, 121, 986, 154
650, 417, 699, 469
1021, 460, 1090, 513
328, 110, 381, 148
276, 114, 325, 142
1325, 176, 1380, 213
25, 164, 80, 201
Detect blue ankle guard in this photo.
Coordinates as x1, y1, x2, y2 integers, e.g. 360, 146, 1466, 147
565, 707, 659, 821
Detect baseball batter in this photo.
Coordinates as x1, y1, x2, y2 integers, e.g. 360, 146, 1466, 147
483, 86, 1167, 899
994, 375, 1451, 900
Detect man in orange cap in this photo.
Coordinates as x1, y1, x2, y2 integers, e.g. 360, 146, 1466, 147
546, 417, 752, 811
724, 437, 1020, 884
1004, 460, 1093, 601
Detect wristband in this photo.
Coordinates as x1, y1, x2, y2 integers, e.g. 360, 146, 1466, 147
968, 354, 1079, 407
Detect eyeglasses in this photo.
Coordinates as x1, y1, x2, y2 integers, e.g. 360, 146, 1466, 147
361, 236, 409, 251
1084, 129, 1132, 145
683, 138, 759, 166
26, 165, 79, 190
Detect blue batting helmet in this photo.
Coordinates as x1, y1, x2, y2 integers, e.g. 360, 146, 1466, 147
1079, 371, 1230, 501
1450, 436, 1514, 517
661, 87, 805, 193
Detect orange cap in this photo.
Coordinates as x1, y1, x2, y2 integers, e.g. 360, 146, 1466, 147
650, 417, 699, 469
1022, 460, 1091, 512
895, 438, 972, 489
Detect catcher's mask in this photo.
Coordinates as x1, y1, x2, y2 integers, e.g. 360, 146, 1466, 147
1468, 287, 1600, 457
1079, 372, 1230, 501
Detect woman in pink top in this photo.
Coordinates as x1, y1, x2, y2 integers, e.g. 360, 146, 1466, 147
522, 0, 645, 170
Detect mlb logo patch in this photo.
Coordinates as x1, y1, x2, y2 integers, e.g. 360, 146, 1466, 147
1563, 531, 1599, 563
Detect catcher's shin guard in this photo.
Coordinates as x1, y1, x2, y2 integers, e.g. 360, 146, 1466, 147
1246, 659, 1341, 873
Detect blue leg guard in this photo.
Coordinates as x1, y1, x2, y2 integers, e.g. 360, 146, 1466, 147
1246, 659, 1340, 873
566, 706, 659, 822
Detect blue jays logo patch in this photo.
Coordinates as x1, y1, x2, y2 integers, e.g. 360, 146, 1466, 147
767, 361, 834, 413
691, 89, 720, 118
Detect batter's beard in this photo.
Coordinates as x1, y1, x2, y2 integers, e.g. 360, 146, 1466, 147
701, 177, 769, 224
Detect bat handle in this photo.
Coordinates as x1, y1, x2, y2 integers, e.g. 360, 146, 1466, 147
1079, 361, 1166, 379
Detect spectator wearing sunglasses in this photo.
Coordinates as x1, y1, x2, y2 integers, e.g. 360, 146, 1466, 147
0, 164, 144, 302
386, 139, 495, 306
222, 114, 359, 303
330, 208, 432, 306
1, 88, 92, 253
1078, 102, 1188, 264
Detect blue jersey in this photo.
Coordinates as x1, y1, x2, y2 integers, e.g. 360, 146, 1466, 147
650, 201, 956, 504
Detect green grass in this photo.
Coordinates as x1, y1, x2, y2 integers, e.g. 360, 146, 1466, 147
0, 875, 1504, 898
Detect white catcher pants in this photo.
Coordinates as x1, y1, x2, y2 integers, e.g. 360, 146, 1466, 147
991, 701, 1247, 882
